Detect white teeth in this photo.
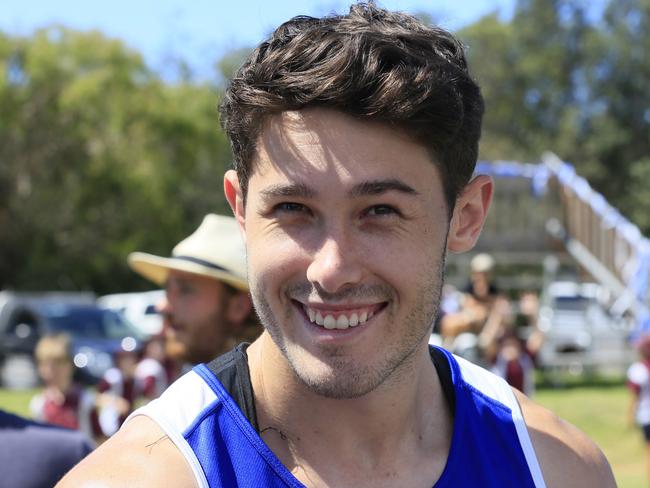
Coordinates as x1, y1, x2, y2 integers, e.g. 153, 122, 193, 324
336, 315, 349, 329
304, 305, 376, 330
323, 315, 337, 329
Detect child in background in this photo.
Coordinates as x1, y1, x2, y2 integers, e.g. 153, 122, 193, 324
627, 333, 650, 483
29, 333, 102, 441
97, 336, 172, 436
95, 346, 141, 437
134, 334, 169, 400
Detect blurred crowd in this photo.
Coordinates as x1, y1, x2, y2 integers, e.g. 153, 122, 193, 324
0, 214, 263, 487
29, 332, 172, 443
24, 214, 262, 445
432, 253, 545, 397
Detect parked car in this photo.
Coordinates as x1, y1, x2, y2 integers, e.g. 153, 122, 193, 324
97, 290, 164, 337
536, 280, 632, 377
0, 291, 144, 388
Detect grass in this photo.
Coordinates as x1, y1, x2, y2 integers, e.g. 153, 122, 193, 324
535, 383, 645, 488
0, 388, 37, 418
1, 384, 645, 486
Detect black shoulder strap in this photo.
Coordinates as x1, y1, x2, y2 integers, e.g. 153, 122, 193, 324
206, 343, 456, 432
205, 343, 259, 432
430, 346, 456, 415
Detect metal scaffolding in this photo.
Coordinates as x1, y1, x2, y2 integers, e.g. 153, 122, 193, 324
446, 153, 650, 338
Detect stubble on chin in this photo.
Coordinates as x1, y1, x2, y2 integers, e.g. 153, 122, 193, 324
248, 258, 444, 399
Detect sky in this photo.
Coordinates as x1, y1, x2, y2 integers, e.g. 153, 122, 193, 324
1, 0, 516, 79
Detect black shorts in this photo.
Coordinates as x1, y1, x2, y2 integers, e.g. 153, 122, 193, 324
641, 424, 650, 442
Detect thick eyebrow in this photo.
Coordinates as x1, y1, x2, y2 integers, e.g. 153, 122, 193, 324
350, 179, 419, 197
258, 178, 418, 202
259, 182, 316, 202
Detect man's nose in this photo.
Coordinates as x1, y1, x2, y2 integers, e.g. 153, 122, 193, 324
306, 232, 363, 293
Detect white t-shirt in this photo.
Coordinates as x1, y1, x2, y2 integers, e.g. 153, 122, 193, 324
628, 361, 650, 425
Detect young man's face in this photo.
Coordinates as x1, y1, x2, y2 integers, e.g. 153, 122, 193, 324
160, 270, 237, 364
227, 108, 490, 398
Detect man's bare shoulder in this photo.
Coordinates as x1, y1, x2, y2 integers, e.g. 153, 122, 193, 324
56, 415, 196, 488
514, 389, 616, 488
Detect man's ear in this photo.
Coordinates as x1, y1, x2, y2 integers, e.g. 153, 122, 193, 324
226, 292, 254, 326
224, 170, 246, 237
447, 175, 493, 253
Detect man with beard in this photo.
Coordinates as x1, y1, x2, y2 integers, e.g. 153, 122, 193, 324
127, 214, 260, 370
59, 4, 615, 487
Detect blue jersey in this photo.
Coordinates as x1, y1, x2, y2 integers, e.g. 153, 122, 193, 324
127, 346, 546, 487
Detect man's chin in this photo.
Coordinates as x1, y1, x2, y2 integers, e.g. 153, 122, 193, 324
297, 370, 380, 399
288, 353, 382, 399
164, 337, 188, 361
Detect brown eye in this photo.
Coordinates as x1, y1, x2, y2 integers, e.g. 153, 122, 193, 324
274, 202, 312, 216
277, 202, 306, 212
366, 205, 399, 217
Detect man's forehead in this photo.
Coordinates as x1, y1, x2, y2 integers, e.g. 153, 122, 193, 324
258, 108, 421, 159
249, 108, 440, 196
255, 110, 342, 172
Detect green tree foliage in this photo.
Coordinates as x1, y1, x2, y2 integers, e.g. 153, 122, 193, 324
459, 0, 591, 162
581, 0, 650, 222
460, 0, 650, 234
0, 27, 232, 293
1, 0, 649, 293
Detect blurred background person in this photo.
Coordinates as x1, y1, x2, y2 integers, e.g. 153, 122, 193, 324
127, 214, 261, 376
439, 253, 508, 363
134, 333, 169, 400
480, 292, 544, 396
95, 336, 171, 438
627, 333, 650, 484
437, 254, 544, 389
95, 345, 142, 437
29, 333, 102, 442
439, 253, 503, 341
1, 408, 94, 488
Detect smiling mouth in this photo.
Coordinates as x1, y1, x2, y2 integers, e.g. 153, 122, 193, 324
295, 301, 387, 330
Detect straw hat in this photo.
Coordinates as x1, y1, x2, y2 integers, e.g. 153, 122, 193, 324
128, 214, 248, 291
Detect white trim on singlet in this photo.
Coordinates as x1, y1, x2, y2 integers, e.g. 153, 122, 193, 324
452, 354, 547, 488
126, 354, 547, 488
125, 370, 215, 488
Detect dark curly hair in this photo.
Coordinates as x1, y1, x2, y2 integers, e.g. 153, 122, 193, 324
220, 2, 483, 211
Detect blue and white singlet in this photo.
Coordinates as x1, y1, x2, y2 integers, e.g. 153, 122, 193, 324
126, 344, 546, 487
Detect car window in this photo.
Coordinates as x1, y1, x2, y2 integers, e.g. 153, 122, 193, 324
552, 296, 590, 311
102, 309, 145, 340
39, 305, 144, 340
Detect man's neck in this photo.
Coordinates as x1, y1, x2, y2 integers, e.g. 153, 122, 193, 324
247, 334, 453, 486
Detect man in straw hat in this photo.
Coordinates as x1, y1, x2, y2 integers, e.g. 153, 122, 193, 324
61, 3, 614, 487
128, 214, 260, 366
